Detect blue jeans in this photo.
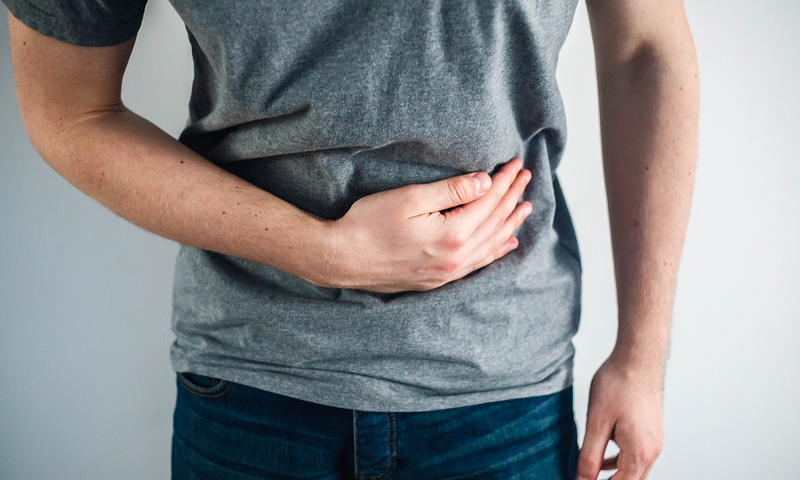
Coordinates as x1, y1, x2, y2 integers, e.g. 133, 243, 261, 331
172, 372, 579, 479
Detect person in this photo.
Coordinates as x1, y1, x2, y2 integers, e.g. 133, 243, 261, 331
4, 0, 698, 477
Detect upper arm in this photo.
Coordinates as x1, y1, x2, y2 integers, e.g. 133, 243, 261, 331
6, 0, 145, 153
584, 0, 694, 73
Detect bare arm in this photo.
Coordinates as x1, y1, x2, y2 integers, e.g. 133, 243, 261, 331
8, 10, 531, 293
592, 0, 698, 384
576, 0, 699, 479
8, 11, 338, 284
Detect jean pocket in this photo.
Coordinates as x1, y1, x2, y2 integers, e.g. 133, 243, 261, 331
177, 371, 232, 398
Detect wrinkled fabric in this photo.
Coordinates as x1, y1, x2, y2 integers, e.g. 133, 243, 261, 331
5, 0, 583, 411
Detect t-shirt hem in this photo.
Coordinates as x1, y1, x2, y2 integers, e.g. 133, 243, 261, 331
3, 0, 146, 47
171, 357, 575, 413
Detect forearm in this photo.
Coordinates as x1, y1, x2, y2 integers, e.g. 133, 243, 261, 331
31, 106, 336, 286
597, 36, 699, 380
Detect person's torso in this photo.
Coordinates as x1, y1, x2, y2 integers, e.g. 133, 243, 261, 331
168, 0, 578, 219
167, 0, 584, 411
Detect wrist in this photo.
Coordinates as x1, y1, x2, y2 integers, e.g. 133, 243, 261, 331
608, 343, 667, 392
297, 216, 348, 289
612, 311, 671, 369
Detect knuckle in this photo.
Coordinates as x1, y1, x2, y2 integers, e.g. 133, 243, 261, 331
488, 211, 505, 231
628, 447, 651, 468
491, 227, 510, 249
490, 238, 505, 257
447, 178, 471, 204
577, 456, 602, 474
516, 201, 531, 220
439, 229, 467, 251
649, 444, 662, 461
439, 257, 462, 275
653, 441, 664, 456
475, 253, 494, 271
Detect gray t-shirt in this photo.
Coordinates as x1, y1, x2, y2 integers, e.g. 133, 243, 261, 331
6, 0, 583, 412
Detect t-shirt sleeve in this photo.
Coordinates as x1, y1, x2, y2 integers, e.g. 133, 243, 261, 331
2, 0, 149, 47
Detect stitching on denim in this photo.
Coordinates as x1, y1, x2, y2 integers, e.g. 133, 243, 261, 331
389, 413, 397, 472
354, 411, 360, 479
392, 412, 397, 458
178, 374, 232, 398
371, 413, 395, 480
183, 381, 231, 398
178, 372, 225, 393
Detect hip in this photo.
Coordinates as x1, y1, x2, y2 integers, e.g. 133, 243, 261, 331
172, 371, 579, 479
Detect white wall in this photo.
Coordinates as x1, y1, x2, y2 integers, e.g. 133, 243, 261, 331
0, 1, 189, 478
1, 1, 797, 478
559, 1, 800, 479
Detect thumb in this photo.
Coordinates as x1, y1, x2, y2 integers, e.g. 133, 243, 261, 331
409, 172, 491, 216
575, 418, 614, 480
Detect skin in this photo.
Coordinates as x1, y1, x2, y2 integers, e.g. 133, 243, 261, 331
8, 0, 698, 476
576, 0, 699, 479
7, 11, 532, 294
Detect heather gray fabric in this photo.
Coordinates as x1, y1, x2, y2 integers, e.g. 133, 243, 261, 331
6, 0, 583, 411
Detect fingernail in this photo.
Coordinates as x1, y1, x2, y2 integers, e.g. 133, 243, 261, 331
472, 173, 490, 192
523, 204, 532, 216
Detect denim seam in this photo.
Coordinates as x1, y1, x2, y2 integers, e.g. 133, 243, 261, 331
354, 411, 360, 478
369, 413, 395, 480
393, 413, 397, 460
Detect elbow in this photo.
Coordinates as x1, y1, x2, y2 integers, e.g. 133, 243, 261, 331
16, 100, 126, 182
16, 100, 57, 162
596, 29, 698, 86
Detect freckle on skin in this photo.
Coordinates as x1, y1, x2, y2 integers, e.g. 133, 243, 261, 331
265, 227, 268, 231
633, 221, 640, 227
180, 161, 184, 163
223, 212, 226, 214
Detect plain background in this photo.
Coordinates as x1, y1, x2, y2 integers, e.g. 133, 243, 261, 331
1, 0, 798, 478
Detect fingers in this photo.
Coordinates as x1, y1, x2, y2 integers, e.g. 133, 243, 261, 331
638, 458, 656, 480
454, 235, 519, 279
462, 164, 532, 250
575, 420, 615, 480
455, 199, 532, 275
402, 170, 492, 218
606, 427, 662, 480
601, 454, 619, 471
606, 448, 653, 480
441, 158, 525, 236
